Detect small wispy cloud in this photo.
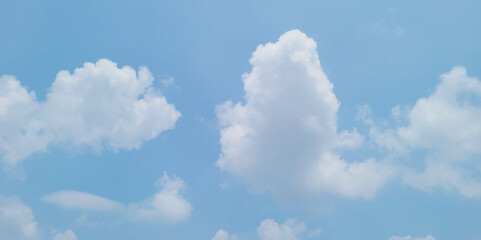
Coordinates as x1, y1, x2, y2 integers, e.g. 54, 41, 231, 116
160, 77, 178, 89
43, 172, 193, 223
360, 7, 406, 39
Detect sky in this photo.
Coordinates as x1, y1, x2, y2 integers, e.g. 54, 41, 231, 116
1, 0, 481, 239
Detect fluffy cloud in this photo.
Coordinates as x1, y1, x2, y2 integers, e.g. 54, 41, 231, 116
403, 160, 481, 197
0, 195, 80, 240
0, 59, 181, 165
257, 219, 306, 240
216, 29, 393, 199
212, 229, 238, 240
368, 66, 481, 197
44, 172, 192, 223
52, 229, 78, 240
0, 195, 39, 240
397, 67, 481, 157
128, 172, 193, 222
388, 234, 436, 240
212, 219, 317, 240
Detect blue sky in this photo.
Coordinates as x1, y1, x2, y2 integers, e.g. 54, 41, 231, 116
1, 0, 481, 239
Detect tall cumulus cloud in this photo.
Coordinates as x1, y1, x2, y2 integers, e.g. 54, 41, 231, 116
216, 30, 393, 199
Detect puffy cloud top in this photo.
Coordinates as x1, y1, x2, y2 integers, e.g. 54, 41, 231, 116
217, 29, 392, 198
0, 59, 181, 165
129, 172, 193, 222
398, 66, 481, 158
212, 229, 238, 240
212, 218, 319, 240
53, 229, 78, 240
257, 219, 306, 240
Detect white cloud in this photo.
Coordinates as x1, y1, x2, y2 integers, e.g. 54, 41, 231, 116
389, 234, 436, 240
160, 77, 177, 89
369, 66, 481, 197
0, 59, 181, 165
305, 152, 394, 199
0, 195, 80, 240
403, 159, 481, 197
212, 229, 238, 240
257, 219, 306, 240
44, 172, 192, 223
213, 219, 314, 240
42, 190, 121, 211
216, 29, 393, 199
52, 229, 77, 240
337, 129, 364, 149
397, 66, 481, 158
0, 195, 39, 240
0, 75, 46, 166
128, 172, 193, 222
